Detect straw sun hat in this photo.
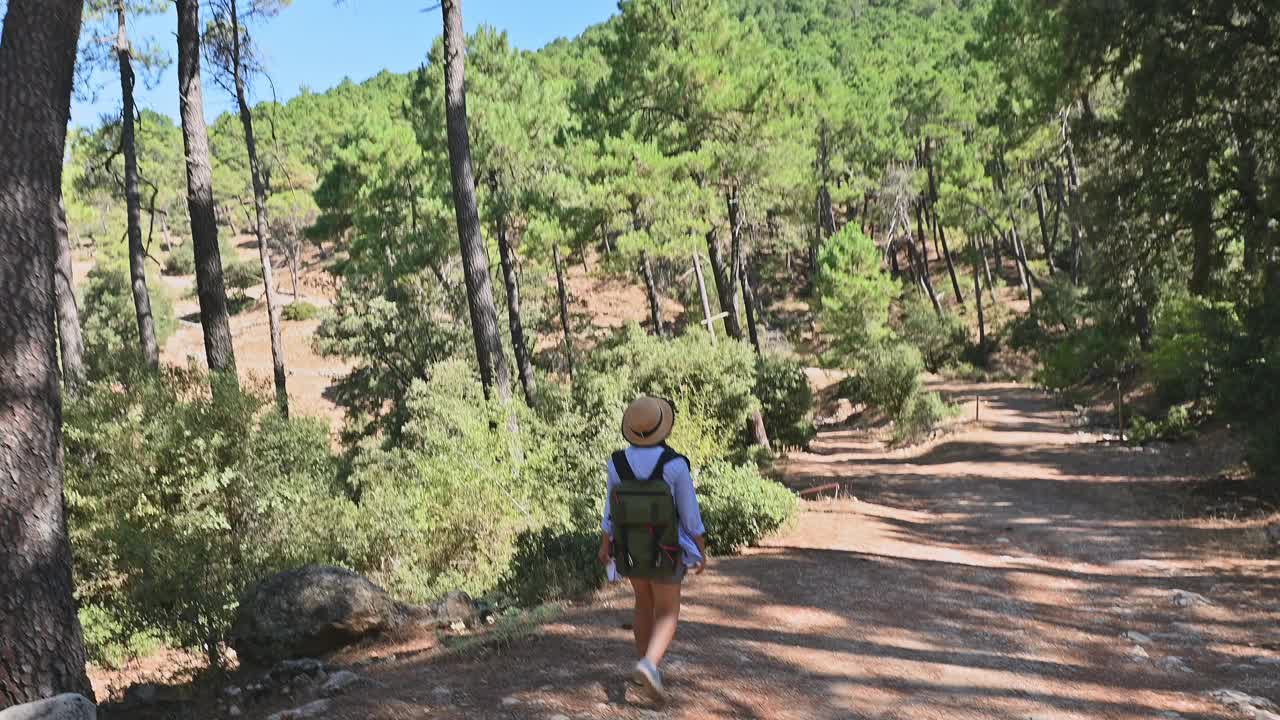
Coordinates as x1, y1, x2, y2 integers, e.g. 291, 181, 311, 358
621, 395, 676, 447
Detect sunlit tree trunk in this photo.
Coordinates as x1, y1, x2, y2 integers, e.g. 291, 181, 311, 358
0, 0, 94, 707
228, 0, 287, 414
441, 0, 511, 402
177, 0, 237, 377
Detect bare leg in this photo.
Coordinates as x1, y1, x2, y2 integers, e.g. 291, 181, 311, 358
630, 578, 655, 658
643, 582, 682, 667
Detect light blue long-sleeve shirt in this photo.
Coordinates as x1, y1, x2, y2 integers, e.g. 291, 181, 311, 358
602, 445, 706, 566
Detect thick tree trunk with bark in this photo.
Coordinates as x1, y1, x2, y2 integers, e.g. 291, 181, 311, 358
496, 214, 535, 404
1188, 150, 1216, 297
552, 243, 574, 380
640, 250, 663, 337
117, 2, 160, 370
441, 0, 511, 401
228, 0, 287, 414
0, 0, 94, 707
53, 198, 86, 394
176, 0, 236, 376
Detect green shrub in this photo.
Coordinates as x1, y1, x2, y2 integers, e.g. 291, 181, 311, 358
840, 343, 924, 418
282, 300, 322, 321
223, 260, 260, 297
314, 282, 465, 441
64, 369, 348, 661
1128, 404, 1197, 444
1148, 294, 1241, 404
697, 461, 796, 555
501, 525, 605, 607
1035, 325, 1138, 391
163, 235, 245, 277
163, 247, 196, 275
577, 324, 758, 467
892, 390, 953, 444
81, 266, 177, 381
897, 297, 969, 372
754, 354, 816, 451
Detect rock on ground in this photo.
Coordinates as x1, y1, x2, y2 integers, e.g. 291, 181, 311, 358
1206, 689, 1279, 715
230, 565, 403, 664
266, 699, 331, 720
0, 695, 96, 720
320, 670, 384, 697
1171, 589, 1212, 607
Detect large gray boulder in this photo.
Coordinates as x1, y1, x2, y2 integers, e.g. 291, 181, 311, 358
0, 694, 95, 720
230, 565, 402, 664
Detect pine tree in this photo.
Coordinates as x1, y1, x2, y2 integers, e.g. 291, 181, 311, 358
0, 0, 95, 706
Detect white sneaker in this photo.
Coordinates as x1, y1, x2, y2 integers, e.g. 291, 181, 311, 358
632, 658, 665, 701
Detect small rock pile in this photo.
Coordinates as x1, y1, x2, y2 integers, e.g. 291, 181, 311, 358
215, 657, 386, 719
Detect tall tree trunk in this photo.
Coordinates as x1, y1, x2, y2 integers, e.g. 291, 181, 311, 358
176, 0, 236, 377
441, 0, 510, 402
496, 213, 535, 404
1188, 149, 1215, 297
117, 2, 160, 370
1233, 121, 1265, 274
552, 243, 574, 380
640, 250, 663, 337
1064, 138, 1084, 286
0, 0, 94, 707
714, 187, 747, 339
1011, 226, 1034, 308
979, 235, 997, 302
741, 248, 771, 451
815, 124, 837, 238
924, 139, 964, 304
739, 254, 762, 356
973, 260, 986, 358
53, 198, 87, 394
228, 0, 287, 415
1033, 181, 1055, 275
915, 200, 931, 266
692, 253, 716, 344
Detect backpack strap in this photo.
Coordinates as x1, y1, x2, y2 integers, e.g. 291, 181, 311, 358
612, 450, 638, 483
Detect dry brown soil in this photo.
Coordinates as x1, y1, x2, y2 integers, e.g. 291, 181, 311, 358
288, 381, 1280, 720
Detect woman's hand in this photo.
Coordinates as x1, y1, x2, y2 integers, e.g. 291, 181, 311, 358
597, 533, 612, 566
691, 534, 708, 574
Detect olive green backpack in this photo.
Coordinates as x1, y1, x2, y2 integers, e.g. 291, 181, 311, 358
609, 447, 685, 578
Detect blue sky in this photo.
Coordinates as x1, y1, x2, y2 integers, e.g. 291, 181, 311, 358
63, 0, 618, 128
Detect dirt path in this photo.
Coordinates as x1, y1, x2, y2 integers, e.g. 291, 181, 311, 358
313, 382, 1278, 719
